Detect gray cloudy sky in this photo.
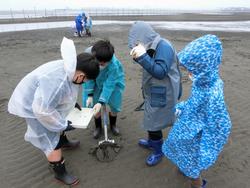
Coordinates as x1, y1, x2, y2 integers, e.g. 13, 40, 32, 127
1, 0, 250, 10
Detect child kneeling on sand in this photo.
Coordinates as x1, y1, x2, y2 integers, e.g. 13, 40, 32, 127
83, 40, 125, 139
162, 34, 232, 188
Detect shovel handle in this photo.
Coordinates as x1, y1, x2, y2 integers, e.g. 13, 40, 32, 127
102, 105, 108, 141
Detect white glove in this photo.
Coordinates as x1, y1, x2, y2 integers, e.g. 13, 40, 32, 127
130, 44, 146, 59
175, 109, 182, 117
93, 103, 102, 116
86, 96, 93, 107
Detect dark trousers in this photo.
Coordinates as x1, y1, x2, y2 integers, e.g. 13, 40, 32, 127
148, 130, 163, 140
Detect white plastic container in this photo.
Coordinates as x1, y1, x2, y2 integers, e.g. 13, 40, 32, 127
66, 107, 94, 129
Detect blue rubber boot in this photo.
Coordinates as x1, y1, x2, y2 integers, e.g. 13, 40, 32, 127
138, 138, 153, 150
146, 139, 163, 166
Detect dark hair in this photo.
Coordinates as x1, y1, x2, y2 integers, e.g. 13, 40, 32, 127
76, 53, 99, 80
91, 40, 114, 62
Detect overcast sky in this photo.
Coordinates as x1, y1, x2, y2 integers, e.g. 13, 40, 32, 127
1, 0, 250, 10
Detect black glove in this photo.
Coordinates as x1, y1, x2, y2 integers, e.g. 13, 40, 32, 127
75, 102, 82, 111
64, 120, 75, 131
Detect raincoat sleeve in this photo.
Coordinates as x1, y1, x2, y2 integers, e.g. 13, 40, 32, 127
136, 41, 174, 80
84, 80, 95, 95
32, 75, 67, 132
177, 89, 207, 128
175, 101, 187, 112
98, 68, 118, 104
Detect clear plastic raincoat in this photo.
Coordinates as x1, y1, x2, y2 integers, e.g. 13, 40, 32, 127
8, 38, 79, 156
84, 14, 92, 32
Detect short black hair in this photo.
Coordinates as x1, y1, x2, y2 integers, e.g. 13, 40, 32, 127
76, 53, 99, 80
91, 40, 114, 62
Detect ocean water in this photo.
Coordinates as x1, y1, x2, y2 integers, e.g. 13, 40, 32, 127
0, 20, 250, 33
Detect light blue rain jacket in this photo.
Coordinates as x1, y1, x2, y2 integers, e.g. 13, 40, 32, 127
128, 21, 181, 131
84, 16, 92, 31
83, 55, 125, 112
162, 35, 232, 178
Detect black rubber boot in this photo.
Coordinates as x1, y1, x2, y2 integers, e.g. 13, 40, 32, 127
60, 132, 80, 150
86, 29, 91, 37
93, 116, 102, 139
109, 113, 120, 136
49, 158, 79, 186
77, 31, 82, 37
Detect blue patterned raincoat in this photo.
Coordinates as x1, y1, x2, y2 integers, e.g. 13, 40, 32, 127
162, 34, 232, 178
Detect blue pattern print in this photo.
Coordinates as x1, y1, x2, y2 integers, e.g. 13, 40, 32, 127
162, 34, 232, 178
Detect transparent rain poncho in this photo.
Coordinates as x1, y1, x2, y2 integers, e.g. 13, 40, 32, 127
8, 37, 79, 155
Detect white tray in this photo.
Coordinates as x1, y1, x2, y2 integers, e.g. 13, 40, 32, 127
66, 107, 94, 129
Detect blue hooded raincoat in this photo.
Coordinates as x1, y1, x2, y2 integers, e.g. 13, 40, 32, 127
162, 34, 232, 178
75, 13, 85, 34
128, 21, 181, 131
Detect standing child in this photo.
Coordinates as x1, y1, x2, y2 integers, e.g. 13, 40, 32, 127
8, 38, 100, 185
128, 21, 182, 166
75, 12, 85, 37
162, 35, 232, 188
83, 13, 92, 37
83, 40, 125, 139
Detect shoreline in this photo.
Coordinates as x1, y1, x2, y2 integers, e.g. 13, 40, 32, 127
1, 12, 250, 24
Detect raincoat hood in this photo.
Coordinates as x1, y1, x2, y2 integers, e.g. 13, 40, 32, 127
61, 37, 77, 81
128, 21, 160, 49
178, 34, 222, 87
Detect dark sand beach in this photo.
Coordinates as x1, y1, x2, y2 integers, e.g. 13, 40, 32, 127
0, 15, 250, 188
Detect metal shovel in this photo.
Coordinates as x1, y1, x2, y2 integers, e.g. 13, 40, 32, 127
89, 105, 122, 162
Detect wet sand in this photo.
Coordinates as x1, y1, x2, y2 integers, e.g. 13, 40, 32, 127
0, 16, 250, 188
